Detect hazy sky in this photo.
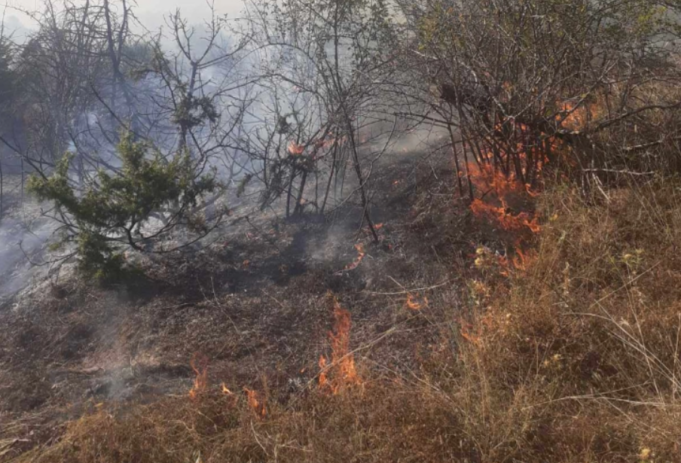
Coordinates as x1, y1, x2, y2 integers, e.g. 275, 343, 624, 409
135, 0, 245, 30
3, 0, 246, 38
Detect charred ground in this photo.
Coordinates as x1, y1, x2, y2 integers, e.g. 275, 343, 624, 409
0, 145, 470, 457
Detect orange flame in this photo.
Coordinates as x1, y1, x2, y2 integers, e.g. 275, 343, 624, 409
559, 102, 583, 130
406, 293, 428, 310
463, 101, 616, 316
288, 141, 305, 156
470, 198, 540, 236
344, 243, 366, 271
468, 161, 525, 197
492, 247, 539, 277
465, 123, 545, 244
319, 296, 361, 394
523, 218, 541, 234
318, 355, 328, 388
460, 320, 482, 347
244, 387, 267, 418
189, 352, 209, 400
511, 248, 537, 271
221, 383, 233, 395
557, 98, 606, 134
559, 102, 592, 131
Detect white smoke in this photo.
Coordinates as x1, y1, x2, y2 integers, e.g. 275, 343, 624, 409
0, 214, 56, 305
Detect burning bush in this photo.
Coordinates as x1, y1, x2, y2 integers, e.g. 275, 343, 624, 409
417, 0, 681, 189
8, 0, 681, 462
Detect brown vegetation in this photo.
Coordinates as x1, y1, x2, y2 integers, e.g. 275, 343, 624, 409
6, 171, 681, 462
4, 0, 681, 461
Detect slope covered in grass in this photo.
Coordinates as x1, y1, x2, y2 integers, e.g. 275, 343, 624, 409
11, 179, 681, 463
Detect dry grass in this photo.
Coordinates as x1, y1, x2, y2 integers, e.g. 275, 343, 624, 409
10, 176, 681, 463
454, 180, 681, 461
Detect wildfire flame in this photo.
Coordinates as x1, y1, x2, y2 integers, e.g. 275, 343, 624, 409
318, 355, 329, 388
464, 121, 546, 247
221, 383, 233, 395
559, 101, 602, 132
406, 293, 428, 310
244, 387, 267, 418
344, 243, 366, 271
511, 248, 536, 271
319, 296, 361, 394
463, 120, 549, 272
459, 319, 483, 347
189, 352, 209, 400
287, 141, 305, 156
468, 161, 526, 197
470, 198, 541, 235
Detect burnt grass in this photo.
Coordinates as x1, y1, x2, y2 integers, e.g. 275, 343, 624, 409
0, 146, 479, 456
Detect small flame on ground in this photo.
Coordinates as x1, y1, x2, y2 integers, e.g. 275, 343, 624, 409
470, 199, 541, 235
189, 352, 209, 400
221, 383, 233, 395
523, 218, 541, 234
318, 356, 328, 388
318, 296, 362, 394
344, 243, 366, 271
460, 320, 482, 347
511, 249, 536, 271
406, 293, 428, 310
476, 245, 537, 276
244, 387, 267, 417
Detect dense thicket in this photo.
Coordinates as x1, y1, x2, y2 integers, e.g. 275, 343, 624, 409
1, 0, 680, 276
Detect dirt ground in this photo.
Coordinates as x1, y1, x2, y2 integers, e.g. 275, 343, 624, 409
0, 143, 476, 459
